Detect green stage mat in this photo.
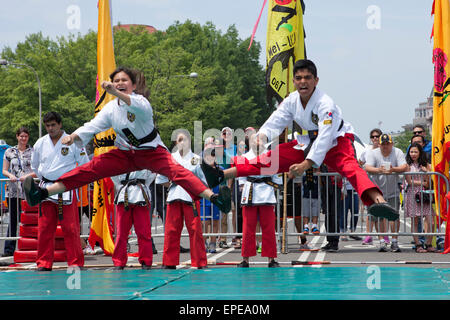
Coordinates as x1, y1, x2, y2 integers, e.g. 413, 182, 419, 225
0, 267, 449, 300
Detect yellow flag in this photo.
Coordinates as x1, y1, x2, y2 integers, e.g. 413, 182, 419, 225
431, 0, 450, 253
88, 0, 116, 255
266, 0, 306, 104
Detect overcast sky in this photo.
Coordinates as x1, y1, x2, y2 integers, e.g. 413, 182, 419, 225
0, 0, 435, 143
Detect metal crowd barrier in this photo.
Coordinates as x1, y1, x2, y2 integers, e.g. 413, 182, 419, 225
0, 172, 447, 252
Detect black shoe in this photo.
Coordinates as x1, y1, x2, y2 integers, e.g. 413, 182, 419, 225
237, 260, 249, 268
368, 202, 399, 221
321, 242, 338, 252
268, 260, 280, 268
201, 162, 225, 188
36, 267, 52, 272
162, 265, 176, 269
141, 263, 152, 270
1, 252, 13, 257
349, 235, 362, 241
23, 176, 47, 207
210, 186, 231, 213
180, 246, 190, 253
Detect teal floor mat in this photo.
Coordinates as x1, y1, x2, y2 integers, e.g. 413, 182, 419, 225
1, 267, 449, 300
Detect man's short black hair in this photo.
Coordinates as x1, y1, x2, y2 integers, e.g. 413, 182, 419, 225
293, 59, 318, 78
413, 124, 426, 131
43, 111, 62, 124
411, 134, 425, 144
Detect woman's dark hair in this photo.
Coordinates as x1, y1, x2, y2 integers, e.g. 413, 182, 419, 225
406, 142, 428, 167
109, 67, 136, 84
133, 70, 150, 99
16, 126, 30, 136
43, 111, 62, 124
369, 128, 382, 137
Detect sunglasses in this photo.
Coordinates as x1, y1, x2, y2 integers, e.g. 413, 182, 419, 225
413, 130, 424, 135
370, 135, 380, 139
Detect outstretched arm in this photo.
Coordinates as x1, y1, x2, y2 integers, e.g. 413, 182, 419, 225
61, 133, 81, 146
101, 81, 132, 106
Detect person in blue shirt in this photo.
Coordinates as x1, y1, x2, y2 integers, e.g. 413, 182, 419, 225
217, 127, 237, 248
406, 125, 431, 156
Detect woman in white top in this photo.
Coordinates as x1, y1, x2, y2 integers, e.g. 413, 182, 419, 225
24, 67, 231, 216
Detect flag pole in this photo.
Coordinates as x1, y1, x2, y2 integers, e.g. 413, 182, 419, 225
281, 63, 290, 254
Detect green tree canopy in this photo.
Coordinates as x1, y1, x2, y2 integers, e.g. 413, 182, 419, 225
0, 20, 269, 147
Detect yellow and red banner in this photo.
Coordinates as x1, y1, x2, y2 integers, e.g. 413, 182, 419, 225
431, 0, 450, 253
88, 0, 116, 255
266, 0, 306, 104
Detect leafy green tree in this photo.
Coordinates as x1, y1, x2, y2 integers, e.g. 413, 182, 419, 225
0, 21, 268, 147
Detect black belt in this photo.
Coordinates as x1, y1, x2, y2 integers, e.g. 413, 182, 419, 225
246, 176, 280, 205
247, 176, 279, 189
120, 179, 146, 185
41, 177, 63, 221
304, 119, 344, 156
116, 178, 150, 211
122, 128, 158, 148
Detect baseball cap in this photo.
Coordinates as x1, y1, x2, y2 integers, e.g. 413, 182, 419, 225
379, 134, 392, 144
222, 127, 233, 134
245, 127, 256, 134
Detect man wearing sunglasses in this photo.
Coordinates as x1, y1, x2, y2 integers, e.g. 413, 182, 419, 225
408, 125, 431, 157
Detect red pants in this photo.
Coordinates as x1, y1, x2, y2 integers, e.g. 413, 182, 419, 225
163, 201, 207, 268
234, 134, 380, 206
37, 195, 84, 269
57, 146, 207, 201
112, 204, 153, 267
242, 205, 277, 258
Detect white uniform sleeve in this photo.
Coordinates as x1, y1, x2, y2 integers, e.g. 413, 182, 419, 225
31, 140, 42, 178
74, 146, 90, 166
306, 103, 342, 166
193, 164, 208, 187
123, 94, 153, 118
73, 102, 114, 147
258, 96, 295, 141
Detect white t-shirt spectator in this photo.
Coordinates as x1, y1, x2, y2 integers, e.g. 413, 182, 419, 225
365, 147, 406, 200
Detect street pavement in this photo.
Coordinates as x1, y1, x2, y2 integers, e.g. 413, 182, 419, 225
1, 211, 448, 270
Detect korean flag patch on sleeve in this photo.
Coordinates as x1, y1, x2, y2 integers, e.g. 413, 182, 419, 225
323, 112, 333, 125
